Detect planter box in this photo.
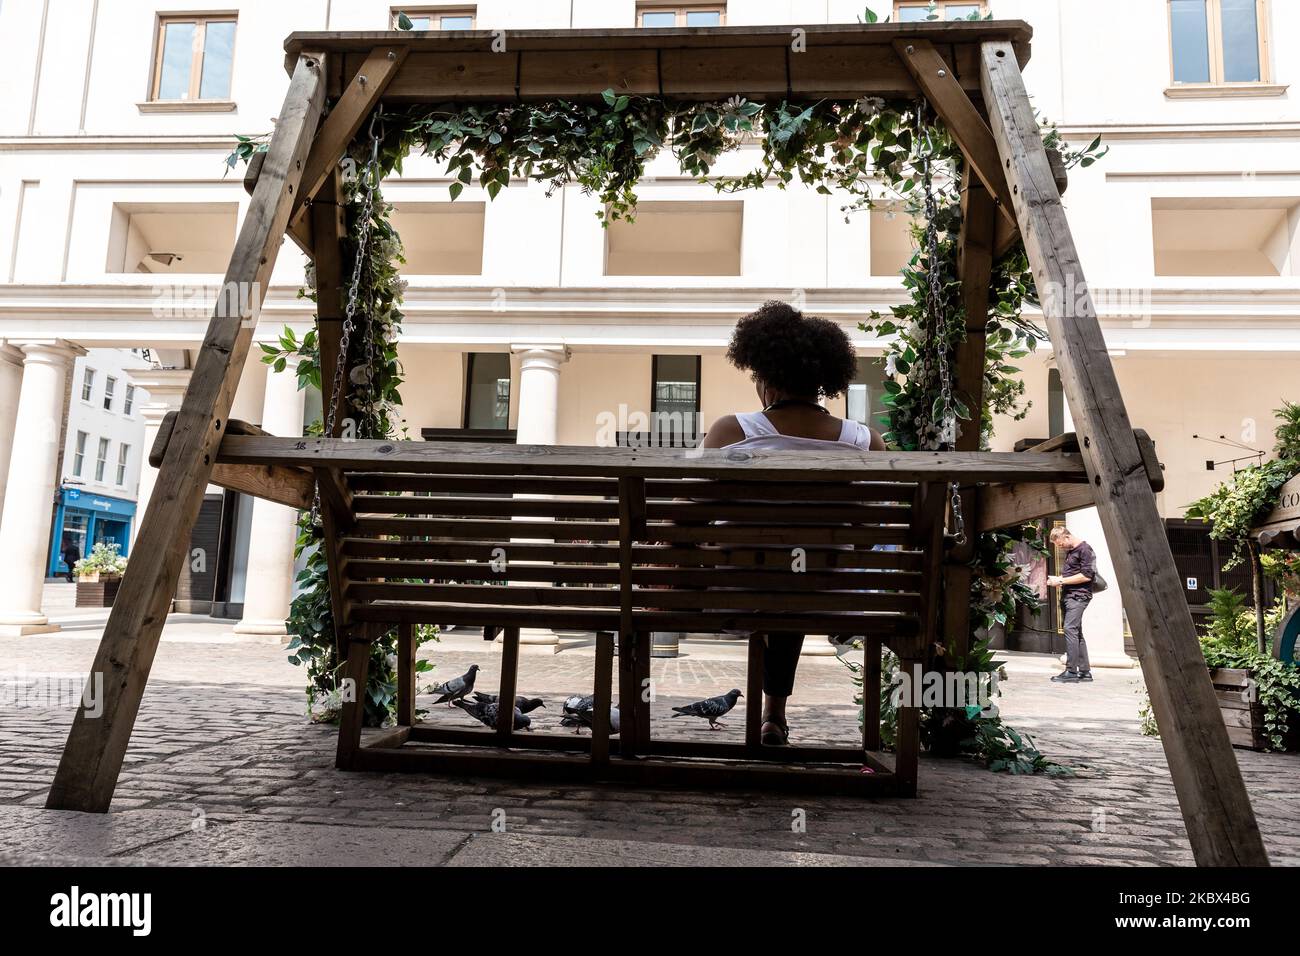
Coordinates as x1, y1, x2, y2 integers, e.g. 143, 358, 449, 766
76, 577, 122, 608
1209, 668, 1267, 751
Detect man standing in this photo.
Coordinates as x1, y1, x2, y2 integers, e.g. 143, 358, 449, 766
1046, 526, 1095, 683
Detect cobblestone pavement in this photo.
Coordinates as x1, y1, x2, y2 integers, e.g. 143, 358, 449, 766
2, 623, 1299, 867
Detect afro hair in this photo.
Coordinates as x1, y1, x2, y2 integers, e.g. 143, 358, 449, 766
725, 300, 858, 399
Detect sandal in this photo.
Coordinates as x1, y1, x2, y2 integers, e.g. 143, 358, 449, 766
760, 716, 790, 747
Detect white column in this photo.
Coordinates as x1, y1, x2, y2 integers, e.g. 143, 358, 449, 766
233, 359, 307, 637
511, 344, 569, 653
1061, 393, 1134, 667
513, 345, 569, 445
0, 343, 24, 520
125, 367, 192, 547
0, 340, 84, 636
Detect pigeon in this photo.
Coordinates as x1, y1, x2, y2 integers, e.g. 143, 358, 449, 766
559, 696, 620, 736
453, 697, 532, 732
430, 664, 480, 706
471, 691, 546, 714
671, 689, 742, 730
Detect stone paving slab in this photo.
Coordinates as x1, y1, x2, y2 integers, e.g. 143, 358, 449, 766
3, 629, 1300, 867
446, 832, 945, 866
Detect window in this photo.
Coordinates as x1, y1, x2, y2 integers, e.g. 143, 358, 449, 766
388, 202, 486, 274
116, 444, 130, 486
73, 431, 88, 477
151, 15, 237, 102
605, 201, 743, 276
870, 204, 918, 277
1151, 197, 1300, 277
846, 357, 887, 428
94, 437, 110, 483
894, 2, 986, 21
637, 4, 725, 27
124, 384, 136, 416
80, 368, 95, 402
1048, 369, 1065, 438
1168, 0, 1271, 88
393, 7, 476, 30
103, 376, 117, 412
107, 202, 240, 274
463, 353, 511, 430
651, 355, 702, 445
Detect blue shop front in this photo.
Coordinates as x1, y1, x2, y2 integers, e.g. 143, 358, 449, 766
47, 487, 136, 578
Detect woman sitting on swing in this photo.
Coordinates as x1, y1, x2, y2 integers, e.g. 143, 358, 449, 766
701, 300, 885, 746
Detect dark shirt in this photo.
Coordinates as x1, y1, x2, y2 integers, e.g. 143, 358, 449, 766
1061, 541, 1096, 599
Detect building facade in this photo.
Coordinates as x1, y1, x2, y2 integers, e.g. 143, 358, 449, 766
47, 348, 149, 577
0, 1, 1297, 652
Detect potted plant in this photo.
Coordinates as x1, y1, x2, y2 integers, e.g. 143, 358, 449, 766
74, 541, 128, 608
1200, 588, 1300, 751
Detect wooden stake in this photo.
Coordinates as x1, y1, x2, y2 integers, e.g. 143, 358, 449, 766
45, 53, 327, 814
980, 39, 1268, 867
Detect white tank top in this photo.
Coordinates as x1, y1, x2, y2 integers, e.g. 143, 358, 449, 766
726, 410, 876, 452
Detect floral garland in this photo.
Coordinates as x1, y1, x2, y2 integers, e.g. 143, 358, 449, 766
236, 89, 1104, 746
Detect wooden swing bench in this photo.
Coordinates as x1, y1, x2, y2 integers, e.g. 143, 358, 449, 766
49, 19, 1270, 865
146, 420, 1160, 796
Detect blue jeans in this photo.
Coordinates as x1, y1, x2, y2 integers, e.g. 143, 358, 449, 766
1062, 592, 1092, 673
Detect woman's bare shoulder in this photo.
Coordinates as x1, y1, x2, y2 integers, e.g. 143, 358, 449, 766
701, 414, 745, 448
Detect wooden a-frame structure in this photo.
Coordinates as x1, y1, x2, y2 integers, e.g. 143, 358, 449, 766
45, 21, 1269, 867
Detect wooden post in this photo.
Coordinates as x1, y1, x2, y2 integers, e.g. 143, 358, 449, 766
942, 168, 998, 663
46, 53, 327, 813
590, 630, 614, 767
496, 626, 520, 740
312, 166, 346, 424
397, 621, 416, 726
336, 626, 372, 770
862, 636, 882, 752
745, 637, 765, 751
981, 39, 1268, 867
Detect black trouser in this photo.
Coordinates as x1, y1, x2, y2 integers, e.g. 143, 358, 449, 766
763, 632, 805, 697
1062, 591, 1092, 673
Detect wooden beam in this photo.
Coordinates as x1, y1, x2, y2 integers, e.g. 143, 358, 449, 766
215, 435, 1091, 484
893, 40, 1017, 243
312, 167, 346, 432
976, 481, 1098, 532
148, 412, 314, 510
45, 53, 327, 814
981, 39, 1268, 867
290, 45, 408, 241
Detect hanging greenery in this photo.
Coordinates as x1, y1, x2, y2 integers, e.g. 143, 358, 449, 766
234, 86, 1105, 749
1186, 402, 1300, 569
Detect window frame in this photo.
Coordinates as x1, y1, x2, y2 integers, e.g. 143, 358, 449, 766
391, 6, 477, 30
103, 375, 117, 412
635, 3, 727, 28
80, 368, 95, 403
893, 1, 989, 22
116, 443, 130, 486
94, 437, 110, 483
73, 431, 88, 478
149, 14, 239, 104
1166, 0, 1274, 91
461, 352, 512, 430
124, 384, 136, 416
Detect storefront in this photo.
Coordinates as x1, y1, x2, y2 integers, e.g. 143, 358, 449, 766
46, 487, 136, 578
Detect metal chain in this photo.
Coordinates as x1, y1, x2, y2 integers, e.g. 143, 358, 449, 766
324, 106, 384, 442
917, 103, 966, 546
312, 108, 384, 528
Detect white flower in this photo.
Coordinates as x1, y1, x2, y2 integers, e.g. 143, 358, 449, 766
884, 353, 899, 376
724, 95, 746, 111
856, 96, 886, 116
